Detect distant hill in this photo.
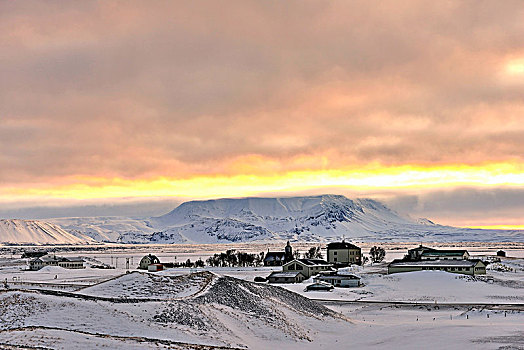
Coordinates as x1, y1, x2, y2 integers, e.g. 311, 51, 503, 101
46, 195, 524, 244
0, 219, 94, 245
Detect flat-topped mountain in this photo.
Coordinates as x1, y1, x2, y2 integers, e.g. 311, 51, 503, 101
47, 195, 524, 244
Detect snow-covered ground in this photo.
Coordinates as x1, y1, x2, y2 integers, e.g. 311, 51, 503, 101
0, 244, 523, 349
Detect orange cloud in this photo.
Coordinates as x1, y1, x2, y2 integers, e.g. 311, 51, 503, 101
2, 161, 522, 202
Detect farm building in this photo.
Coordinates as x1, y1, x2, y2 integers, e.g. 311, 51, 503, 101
420, 250, 470, 260
29, 255, 84, 271
388, 259, 486, 276
283, 258, 333, 278
267, 271, 306, 284
406, 245, 470, 261
315, 271, 361, 287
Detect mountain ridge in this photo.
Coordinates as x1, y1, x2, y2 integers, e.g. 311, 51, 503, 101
0, 219, 95, 245
3, 195, 522, 245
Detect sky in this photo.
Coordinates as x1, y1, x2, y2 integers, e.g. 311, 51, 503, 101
1, 1, 523, 229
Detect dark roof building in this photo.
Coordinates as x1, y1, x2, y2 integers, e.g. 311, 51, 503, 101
263, 241, 293, 266
267, 271, 306, 284
327, 241, 362, 266
263, 252, 286, 266
139, 254, 160, 269
388, 258, 486, 276
327, 241, 361, 250
420, 250, 470, 260
29, 255, 84, 271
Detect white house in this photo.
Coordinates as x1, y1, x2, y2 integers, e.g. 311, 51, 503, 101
282, 259, 333, 278
315, 271, 361, 287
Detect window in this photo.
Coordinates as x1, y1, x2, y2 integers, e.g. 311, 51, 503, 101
334, 258, 337, 262
334, 251, 337, 255
296, 264, 303, 270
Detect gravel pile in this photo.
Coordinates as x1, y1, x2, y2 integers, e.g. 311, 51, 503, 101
80, 271, 213, 299
152, 274, 343, 341
152, 300, 210, 330
195, 276, 336, 318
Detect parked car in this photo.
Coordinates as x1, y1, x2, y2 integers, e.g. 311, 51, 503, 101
254, 276, 267, 282
304, 281, 334, 292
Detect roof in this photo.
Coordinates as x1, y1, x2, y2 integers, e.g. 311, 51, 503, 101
296, 258, 331, 266
264, 252, 286, 261
327, 241, 361, 250
408, 245, 437, 251
388, 259, 484, 268
141, 254, 159, 261
267, 271, 304, 278
31, 255, 83, 263
421, 250, 468, 257
64, 257, 84, 262
317, 274, 360, 280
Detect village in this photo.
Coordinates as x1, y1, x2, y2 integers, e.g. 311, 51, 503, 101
20, 240, 501, 293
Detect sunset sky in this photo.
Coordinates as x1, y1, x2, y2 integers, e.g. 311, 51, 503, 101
1, 1, 523, 229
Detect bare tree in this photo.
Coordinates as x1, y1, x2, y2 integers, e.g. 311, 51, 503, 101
304, 246, 323, 259
369, 246, 386, 263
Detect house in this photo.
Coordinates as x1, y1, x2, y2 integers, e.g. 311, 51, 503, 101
139, 254, 160, 269
263, 241, 293, 266
326, 241, 362, 266
282, 258, 333, 278
29, 255, 84, 271
388, 259, 486, 276
267, 271, 306, 284
315, 271, 361, 287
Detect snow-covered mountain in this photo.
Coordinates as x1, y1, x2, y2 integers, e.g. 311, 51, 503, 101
0, 219, 94, 245
49, 216, 156, 243
46, 195, 524, 244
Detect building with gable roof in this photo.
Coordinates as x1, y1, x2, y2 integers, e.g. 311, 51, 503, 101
282, 258, 333, 278
138, 254, 160, 269
326, 241, 362, 266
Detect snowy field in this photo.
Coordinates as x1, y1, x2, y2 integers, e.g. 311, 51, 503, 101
0, 243, 523, 349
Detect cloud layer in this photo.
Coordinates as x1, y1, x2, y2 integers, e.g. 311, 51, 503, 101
1, 1, 523, 225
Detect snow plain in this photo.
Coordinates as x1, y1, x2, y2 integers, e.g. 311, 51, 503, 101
0, 244, 523, 349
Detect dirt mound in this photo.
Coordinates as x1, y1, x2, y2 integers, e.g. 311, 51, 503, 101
79, 271, 213, 299
153, 275, 344, 342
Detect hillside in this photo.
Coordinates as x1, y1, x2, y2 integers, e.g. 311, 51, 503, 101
46, 195, 524, 244
0, 219, 94, 245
